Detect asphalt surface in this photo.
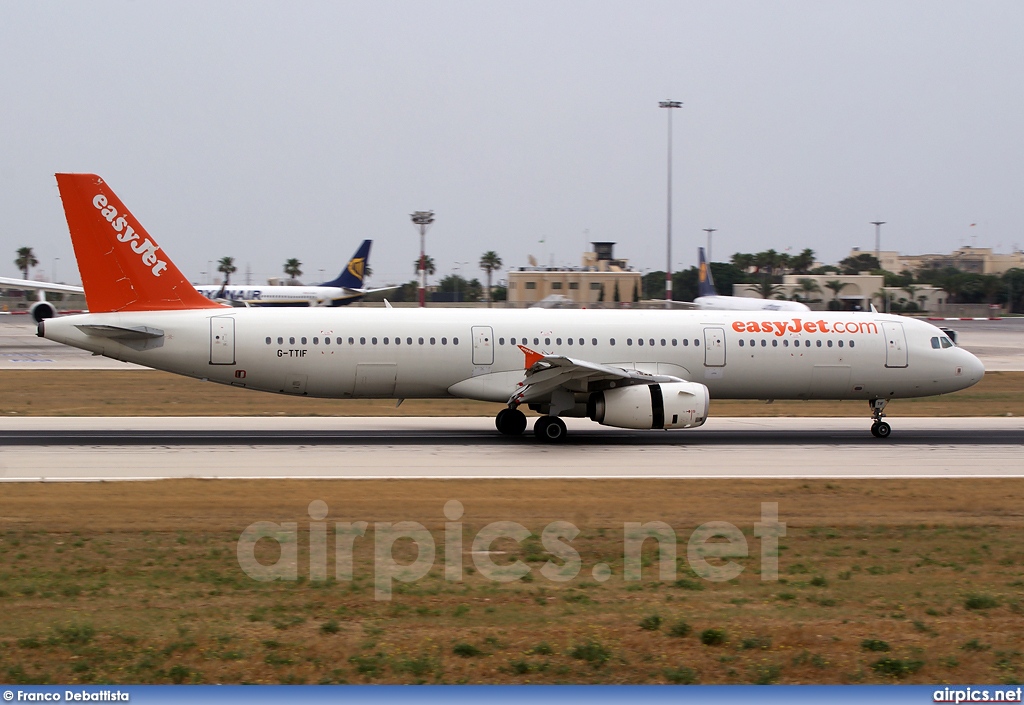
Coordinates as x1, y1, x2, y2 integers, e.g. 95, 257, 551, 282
0, 417, 1021, 480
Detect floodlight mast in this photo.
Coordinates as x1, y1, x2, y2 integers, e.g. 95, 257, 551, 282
411, 210, 435, 307
659, 100, 682, 308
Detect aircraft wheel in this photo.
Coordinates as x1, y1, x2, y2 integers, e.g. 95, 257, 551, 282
872, 421, 891, 439
534, 415, 567, 442
496, 408, 527, 435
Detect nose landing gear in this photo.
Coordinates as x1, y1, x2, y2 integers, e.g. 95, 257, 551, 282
869, 399, 891, 438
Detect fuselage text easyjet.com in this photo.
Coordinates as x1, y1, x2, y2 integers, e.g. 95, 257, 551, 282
732, 319, 879, 336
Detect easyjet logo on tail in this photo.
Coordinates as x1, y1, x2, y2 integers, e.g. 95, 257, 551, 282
91, 194, 168, 277
732, 319, 879, 336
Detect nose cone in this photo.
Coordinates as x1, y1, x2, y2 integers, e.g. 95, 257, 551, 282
959, 348, 985, 388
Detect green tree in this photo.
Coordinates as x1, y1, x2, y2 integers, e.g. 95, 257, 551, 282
744, 279, 788, 300
414, 255, 436, 277
479, 251, 503, 307
15, 247, 38, 280
730, 253, 755, 272
839, 253, 880, 274
283, 258, 303, 282
824, 279, 849, 310
790, 248, 816, 274
217, 256, 237, 287
793, 278, 823, 304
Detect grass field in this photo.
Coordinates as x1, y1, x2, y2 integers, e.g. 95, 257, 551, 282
1, 479, 1023, 685
0, 369, 1022, 417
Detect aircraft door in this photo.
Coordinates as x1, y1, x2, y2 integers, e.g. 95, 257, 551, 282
882, 321, 908, 368
210, 316, 235, 365
703, 326, 726, 367
472, 326, 494, 366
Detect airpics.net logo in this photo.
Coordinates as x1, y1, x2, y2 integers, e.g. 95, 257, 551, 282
235, 501, 786, 601
91, 194, 168, 277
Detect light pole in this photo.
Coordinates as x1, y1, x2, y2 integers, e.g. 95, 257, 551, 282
411, 210, 435, 307
659, 99, 682, 307
703, 228, 717, 263
453, 261, 469, 303
871, 221, 885, 266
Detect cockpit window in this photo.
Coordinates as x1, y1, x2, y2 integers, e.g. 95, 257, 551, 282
940, 336, 954, 348
931, 336, 940, 349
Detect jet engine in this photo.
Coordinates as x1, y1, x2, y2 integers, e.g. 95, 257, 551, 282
588, 382, 710, 430
30, 301, 56, 323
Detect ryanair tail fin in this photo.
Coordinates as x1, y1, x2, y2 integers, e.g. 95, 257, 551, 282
697, 247, 718, 297
54, 174, 222, 313
322, 239, 372, 289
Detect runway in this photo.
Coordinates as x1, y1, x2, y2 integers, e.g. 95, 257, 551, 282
1, 416, 1021, 481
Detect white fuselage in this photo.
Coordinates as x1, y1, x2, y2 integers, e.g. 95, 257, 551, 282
694, 295, 811, 312
41, 308, 983, 406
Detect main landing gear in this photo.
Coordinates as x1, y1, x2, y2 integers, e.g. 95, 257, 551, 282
869, 399, 891, 439
495, 408, 567, 442
533, 415, 567, 442
495, 407, 527, 436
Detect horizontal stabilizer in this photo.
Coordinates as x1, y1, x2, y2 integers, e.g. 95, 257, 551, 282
75, 324, 164, 340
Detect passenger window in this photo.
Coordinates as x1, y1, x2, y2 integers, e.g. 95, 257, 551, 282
627, 338, 633, 346
442, 338, 448, 345
265, 337, 271, 345
384, 337, 390, 345
610, 338, 616, 346
761, 340, 767, 347
683, 339, 689, 346
453, 338, 459, 345
739, 339, 745, 347
301, 337, 307, 345
749, 339, 755, 346
838, 340, 844, 348
324, 337, 330, 345
827, 340, 833, 348
534, 338, 539, 346
650, 339, 655, 346
419, 337, 424, 345
567, 338, 573, 345
579, 338, 584, 345
660, 339, 666, 346
816, 340, 822, 347
849, 340, 855, 348
590, 338, 596, 346
394, 337, 400, 345
783, 339, 789, 347
694, 339, 700, 347
277, 337, 283, 345
545, 338, 551, 345
360, 337, 365, 345
289, 337, 295, 345
499, 338, 505, 345
671, 339, 677, 346
556, 338, 562, 345
637, 339, 643, 346
407, 338, 412, 345
772, 340, 778, 347
313, 337, 319, 345
430, 337, 436, 345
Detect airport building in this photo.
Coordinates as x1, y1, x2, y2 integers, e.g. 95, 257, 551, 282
506, 242, 642, 307
859, 246, 1024, 276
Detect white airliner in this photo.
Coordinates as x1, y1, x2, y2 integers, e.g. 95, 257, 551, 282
0, 277, 87, 322
39, 174, 984, 440
694, 247, 811, 312
194, 240, 397, 307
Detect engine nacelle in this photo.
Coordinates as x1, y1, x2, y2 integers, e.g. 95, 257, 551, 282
30, 301, 56, 323
588, 382, 710, 430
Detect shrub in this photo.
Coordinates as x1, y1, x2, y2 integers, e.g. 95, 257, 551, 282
570, 640, 611, 668
530, 642, 553, 655
639, 614, 662, 631
673, 578, 705, 591
168, 664, 192, 684
861, 639, 890, 652
961, 639, 990, 652
700, 629, 726, 646
741, 636, 772, 650
871, 657, 923, 678
668, 620, 692, 638
752, 663, 783, 684
810, 576, 827, 587
320, 620, 340, 635
964, 594, 999, 610
453, 642, 482, 658
663, 666, 698, 684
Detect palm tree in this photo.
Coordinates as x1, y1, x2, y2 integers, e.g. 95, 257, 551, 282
217, 257, 237, 287
824, 279, 849, 311
902, 284, 921, 303
414, 256, 436, 278
793, 278, 822, 304
15, 247, 38, 280
731, 252, 755, 273
790, 248, 816, 275
744, 279, 787, 300
479, 251, 503, 307
283, 258, 303, 283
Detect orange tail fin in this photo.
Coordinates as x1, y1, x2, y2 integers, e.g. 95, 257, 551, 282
55, 173, 223, 313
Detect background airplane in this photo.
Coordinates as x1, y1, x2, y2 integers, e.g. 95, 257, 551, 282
3, 240, 393, 321
693, 247, 811, 312
194, 240, 397, 307
39, 173, 984, 442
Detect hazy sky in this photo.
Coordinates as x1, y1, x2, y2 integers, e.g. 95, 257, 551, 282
2, 1, 1022, 287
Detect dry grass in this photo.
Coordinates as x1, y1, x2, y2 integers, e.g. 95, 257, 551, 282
1, 479, 1023, 685
0, 370, 1022, 417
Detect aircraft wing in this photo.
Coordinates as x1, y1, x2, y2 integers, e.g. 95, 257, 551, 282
350, 285, 401, 295
0, 276, 85, 295
509, 345, 685, 406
